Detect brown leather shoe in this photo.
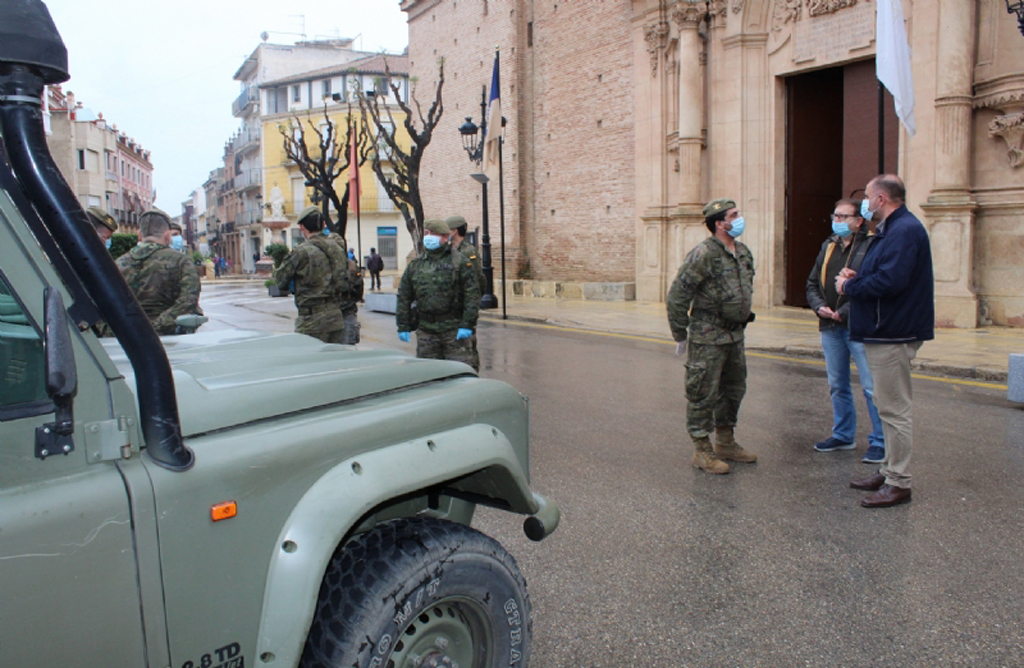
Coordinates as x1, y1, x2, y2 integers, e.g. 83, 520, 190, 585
861, 484, 912, 508
850, 473, 886, 491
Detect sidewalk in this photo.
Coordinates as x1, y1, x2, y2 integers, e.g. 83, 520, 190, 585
478, 295, 1016, 384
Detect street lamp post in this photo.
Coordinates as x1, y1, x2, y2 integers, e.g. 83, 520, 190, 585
458, 87, 498, 310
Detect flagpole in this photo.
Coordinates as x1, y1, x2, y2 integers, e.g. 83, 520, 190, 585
498, 122, 507, 321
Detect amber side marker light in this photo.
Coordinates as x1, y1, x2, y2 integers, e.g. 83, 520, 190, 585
211, 501, 238, 522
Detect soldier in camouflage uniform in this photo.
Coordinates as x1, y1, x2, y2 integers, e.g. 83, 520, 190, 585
327, 230, 364, 344
274, 206, 348, 344
115, 208, 203, 336
667, 198, 757, 474
86, 206, 117, 247
396, 218, 481, 370
446, 215, 485, 371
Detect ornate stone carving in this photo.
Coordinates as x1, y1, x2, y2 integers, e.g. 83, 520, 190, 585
732, 0, 745, 13
989, 112, 1024, 168
671, 0, 704, 29
772, 0, 803, 32
268, 186, 285, 219
806, 0, 857, 17
644, 21, 670, 75
709, 0, 728, 27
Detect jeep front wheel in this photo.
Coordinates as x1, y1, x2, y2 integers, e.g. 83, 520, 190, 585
301, 517, 531, 668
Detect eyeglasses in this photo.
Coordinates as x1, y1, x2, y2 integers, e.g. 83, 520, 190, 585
831, 213, 858, 221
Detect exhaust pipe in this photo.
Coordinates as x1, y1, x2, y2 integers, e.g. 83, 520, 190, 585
0, 1, 193, 470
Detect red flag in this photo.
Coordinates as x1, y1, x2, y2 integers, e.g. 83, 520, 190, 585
349, 123, 361, 215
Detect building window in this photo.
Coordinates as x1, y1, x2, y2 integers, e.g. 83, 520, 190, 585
528, 22, 533, 47
77, 150, 85, 170
292, 85, 301, 103
322, 79, 331, 98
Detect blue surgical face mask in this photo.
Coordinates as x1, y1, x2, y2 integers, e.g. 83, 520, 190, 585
170, 235, 184, 251
860, 198, 876, 222
831, 221, 852, 237
727, 217, 745, 238
322, 228, 331, 236
105, 237, 112, 250
423, 234, 442, 251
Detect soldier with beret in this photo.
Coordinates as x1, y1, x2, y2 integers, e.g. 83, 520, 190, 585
274, 206, 349, 344
115, 208, 203, 336
667, 198, 757, 474
396, 219, 481, 370
86, 206, 117, 249
446, 214, 485, 370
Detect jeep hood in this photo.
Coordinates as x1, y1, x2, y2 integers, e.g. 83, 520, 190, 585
101, 330, 474, 437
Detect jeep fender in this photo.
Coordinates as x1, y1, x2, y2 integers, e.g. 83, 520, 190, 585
254, 423, 536, 667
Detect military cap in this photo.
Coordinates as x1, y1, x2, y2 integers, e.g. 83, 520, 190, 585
86, 206, 117, 232
297, 205, 322, 226
168, 219, 183, 233
140, 208, 172, 226
423, 218, 450, 236
702, 198, 737, 219
445, 215, 467, 230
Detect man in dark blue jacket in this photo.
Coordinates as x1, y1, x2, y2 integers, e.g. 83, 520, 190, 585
836, 174, 934, 508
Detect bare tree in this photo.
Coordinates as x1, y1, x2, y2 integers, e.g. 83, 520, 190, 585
279, 105, 370, 238
358, 58, 444, 251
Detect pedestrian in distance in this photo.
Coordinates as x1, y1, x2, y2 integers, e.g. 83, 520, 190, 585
446, 214, 486, 372
168, 220, 185, 253
273, 206, 348, 344
806, 198, 886, 463
213, 254, 221, 278
115, 208, 203, 336
396, 218, 481, 371
667, 198, 757, 475
837, 174, 934, 508
86, 206, 117, 249
367, 247, 384, 290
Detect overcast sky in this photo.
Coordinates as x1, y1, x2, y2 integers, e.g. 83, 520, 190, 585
45, 0, 408, 211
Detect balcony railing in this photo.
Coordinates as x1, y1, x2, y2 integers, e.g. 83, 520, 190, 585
232, 86, 258, 117
232, 127, 260, 155
237, 168, 261, 192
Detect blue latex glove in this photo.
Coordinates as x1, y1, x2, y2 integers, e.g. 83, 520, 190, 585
398, 331, 411, 342
456, 328, 472, 340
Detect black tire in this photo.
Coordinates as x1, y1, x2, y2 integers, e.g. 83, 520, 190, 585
301, 517, 531, 668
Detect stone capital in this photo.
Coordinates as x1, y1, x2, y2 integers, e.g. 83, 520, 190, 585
644, 20, 670, 75
989, 112, 1024, 169
671, 1, 704, 30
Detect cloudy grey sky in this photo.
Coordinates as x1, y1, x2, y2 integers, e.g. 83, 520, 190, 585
45, 0, 408, 211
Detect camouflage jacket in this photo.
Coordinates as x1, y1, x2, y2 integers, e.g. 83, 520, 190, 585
327, 233, 361, 314
116, 241, 202, 335
454, 238, 486, 294
667, 236, 755, 345
274, 235, 348, 312
396, 244, 481, 334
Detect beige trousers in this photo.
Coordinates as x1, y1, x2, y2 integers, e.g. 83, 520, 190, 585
864, 341, 923, 489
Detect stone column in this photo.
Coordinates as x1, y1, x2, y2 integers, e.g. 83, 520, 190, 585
922, 0, 978, 327
674, 0, 704, 208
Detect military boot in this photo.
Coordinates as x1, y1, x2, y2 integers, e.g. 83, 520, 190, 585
713, 426, 757, 463
692, 437, 730, 474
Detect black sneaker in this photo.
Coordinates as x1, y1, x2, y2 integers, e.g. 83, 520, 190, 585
862, 445, 885, 463
814, 437, 855, 452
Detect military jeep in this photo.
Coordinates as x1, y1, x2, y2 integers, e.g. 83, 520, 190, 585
0, 3, 558, 667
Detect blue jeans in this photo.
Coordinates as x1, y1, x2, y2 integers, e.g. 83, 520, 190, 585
821, 327, 884, 448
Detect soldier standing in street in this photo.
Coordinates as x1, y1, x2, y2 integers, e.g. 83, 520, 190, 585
667, 198, 757, 474
168, 219, 186, 253
396, 219, 481, 370
115, 208, 203, 335
274, 206, 348, 344
327, 228, 363, 344
446, 215, 485, 371
86, 206, 117, 248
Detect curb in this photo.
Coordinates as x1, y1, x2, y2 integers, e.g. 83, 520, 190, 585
479, 311, 1009, 384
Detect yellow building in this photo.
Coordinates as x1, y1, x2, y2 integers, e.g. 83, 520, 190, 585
260, 54, 414, 272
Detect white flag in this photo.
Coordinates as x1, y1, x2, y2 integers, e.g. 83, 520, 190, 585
481, 51, 501, 182
876, 0, 916, 137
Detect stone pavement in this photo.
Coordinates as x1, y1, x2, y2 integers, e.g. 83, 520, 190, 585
478, 294, 1017, 384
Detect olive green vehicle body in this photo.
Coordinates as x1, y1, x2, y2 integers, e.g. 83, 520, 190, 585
0, 176, 556, 665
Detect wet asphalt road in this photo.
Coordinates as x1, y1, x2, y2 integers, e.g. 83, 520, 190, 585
201, 284, 1024, 668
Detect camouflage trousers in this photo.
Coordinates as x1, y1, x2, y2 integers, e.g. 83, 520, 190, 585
342, 312, 360, 345
416, 329, 477, 371
296, 307, 345, 344
685, 340, 747, 439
